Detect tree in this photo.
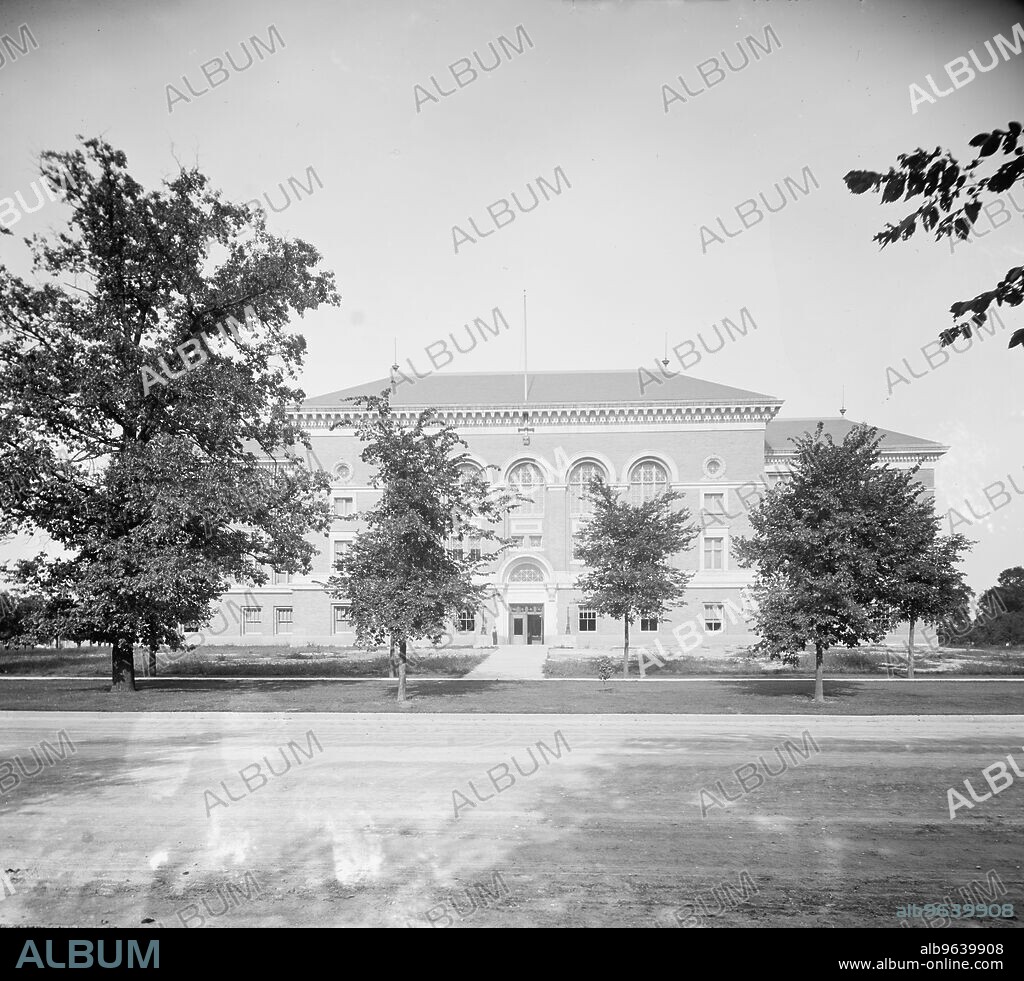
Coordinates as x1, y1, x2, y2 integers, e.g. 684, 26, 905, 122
574, 478, 697, 680
326, 392, 512, 703
735, 424, 930, 703
843, 120, 1024, 351
0, 138, 339, 691
887, 527, 972, 679
967, 566, 1024, 647
0, 591, 43, 648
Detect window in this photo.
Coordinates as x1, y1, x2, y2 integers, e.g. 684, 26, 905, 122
571, 515, 592, 562
457, 610, 476, 633
568, 461, 605, 514
272, 570, 292, 585
333, 496, 354, 517
703, 456, 725, 479
332, 605, 350, 632
579, 609, 597, 632
275, 608, 293, 634
457, 462, 482, 485
702, 491, 727, 528
242, 607, 262, 634
629, 459, 668, 504
702, 534, 725, 571
704, 603, 724, 632
510, 534, 542, 551
509, 562, 544, 583
508, 461, 545, 515
332, 540, 350, 564
449, 533, 483, 561
703, 492, 726, 512
182, 622, 199, 633
640, 617, 659, 632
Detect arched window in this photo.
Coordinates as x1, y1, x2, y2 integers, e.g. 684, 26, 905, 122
508, 562, 545, 583
629, 459, 668, 504
508, 461, 544, 515
457, 461, 482, 485
568, 461, 606, 514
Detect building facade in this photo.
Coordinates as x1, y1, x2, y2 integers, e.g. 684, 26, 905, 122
193, 370, 947, 651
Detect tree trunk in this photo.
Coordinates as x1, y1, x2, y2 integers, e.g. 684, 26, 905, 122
397, 638, 408, 703
907, 618, 916, 681
622, 617, 630, 680
111, 637, 136, 692
148, 645, 157, 677
388, 635, 396, 678
814, 642, 824, 704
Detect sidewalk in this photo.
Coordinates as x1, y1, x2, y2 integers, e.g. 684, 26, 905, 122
465, 644, 549, 680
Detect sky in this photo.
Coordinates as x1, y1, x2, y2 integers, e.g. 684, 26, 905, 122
0, 0, 1022, 592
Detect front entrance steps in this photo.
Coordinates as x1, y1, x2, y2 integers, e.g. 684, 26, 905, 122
465, 644, 549, 680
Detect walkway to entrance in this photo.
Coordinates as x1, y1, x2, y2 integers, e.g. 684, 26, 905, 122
465, 644, 549, 680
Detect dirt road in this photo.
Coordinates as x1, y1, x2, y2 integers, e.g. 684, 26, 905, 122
0, 713, 1020, 928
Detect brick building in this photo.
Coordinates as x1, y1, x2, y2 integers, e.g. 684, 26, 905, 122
193, 370, 947, 650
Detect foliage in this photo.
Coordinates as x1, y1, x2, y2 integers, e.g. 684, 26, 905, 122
843, 120, 1024, 349
963, 566, 1024, 646
325, 391, 513, 699
575, 478, 697, 677
885, 496, 973, 674
595, 655, 617, 682
734, 424, 941, 699
0, 138, 339, 688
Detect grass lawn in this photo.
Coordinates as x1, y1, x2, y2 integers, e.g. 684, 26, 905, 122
1, 676, 1022, 713
0, 644, 489, 678
544, 645, 1024, 678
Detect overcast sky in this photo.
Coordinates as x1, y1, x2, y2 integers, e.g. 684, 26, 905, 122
1, 0, 1022, 591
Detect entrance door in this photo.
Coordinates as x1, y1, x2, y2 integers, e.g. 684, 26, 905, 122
511, 614, 527, 645
527, 613, 544, 645
510, 604, 544, 645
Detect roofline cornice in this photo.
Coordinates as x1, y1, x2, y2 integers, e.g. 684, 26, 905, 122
291, 400, 786, 429
765, 447, 949, 465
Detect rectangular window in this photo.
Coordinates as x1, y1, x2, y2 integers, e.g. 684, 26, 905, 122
703, 492, 726, 512
457, 610, 475, 633
272, 570, 292, 585
511, 534, 542, 550
332, 540, 350, 563
332, 605, 350, 632
704, 603, 724, 632
579, 609, 597, 632
703, 535, 725, 571
333, 496, 354, 517
702, 492, 727, 526
242, 607, 262, 634
640, 617, 659, 632
275, 608, 293, 634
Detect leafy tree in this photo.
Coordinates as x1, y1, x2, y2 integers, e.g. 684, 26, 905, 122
887, 526, 972, 678
0, 591, 42, 648
0, 138, 339, 691
735, 424, 931, 702
843, 120, 1024, 350
326, 392, 512, 703
574, 478, 697, 679
967, 566, 1024, 647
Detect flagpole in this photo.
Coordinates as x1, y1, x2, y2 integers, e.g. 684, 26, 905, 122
523, 289, 528, 403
